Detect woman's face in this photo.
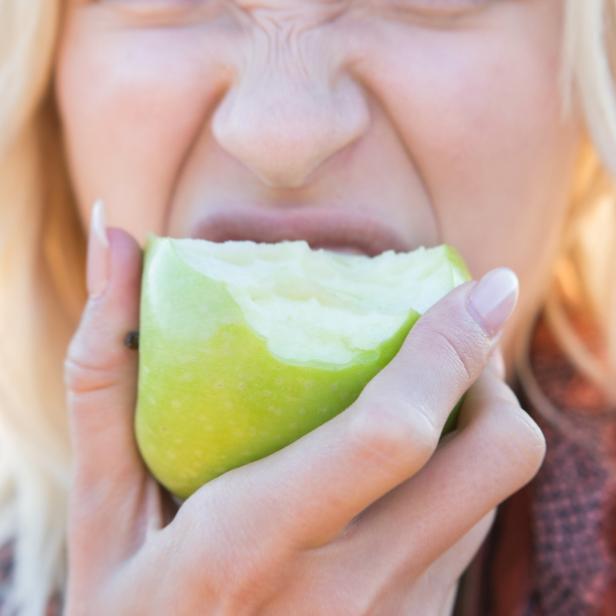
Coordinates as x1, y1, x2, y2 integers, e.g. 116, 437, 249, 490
56, 0, 581, 361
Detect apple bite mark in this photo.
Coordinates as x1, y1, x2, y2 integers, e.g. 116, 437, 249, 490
135, 237, 471, 498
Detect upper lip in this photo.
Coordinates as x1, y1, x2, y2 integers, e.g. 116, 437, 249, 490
188, 207, 413, 256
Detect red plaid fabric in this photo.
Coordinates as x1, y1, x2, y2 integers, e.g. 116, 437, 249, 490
527, 421, 616, 614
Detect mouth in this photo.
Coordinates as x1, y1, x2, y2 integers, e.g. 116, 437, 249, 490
187, 207, 413, 257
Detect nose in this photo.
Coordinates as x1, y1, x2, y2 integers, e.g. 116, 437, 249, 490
211, 35, 370, 189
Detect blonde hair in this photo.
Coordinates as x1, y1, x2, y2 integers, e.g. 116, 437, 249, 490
0, 0, 615, 613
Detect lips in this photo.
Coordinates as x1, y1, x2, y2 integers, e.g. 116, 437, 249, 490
187, 207, 413, 256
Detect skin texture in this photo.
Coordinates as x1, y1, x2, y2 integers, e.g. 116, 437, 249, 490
56, 0, 577, 613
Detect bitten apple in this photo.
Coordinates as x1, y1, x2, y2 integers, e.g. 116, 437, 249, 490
135, 237, 471, 499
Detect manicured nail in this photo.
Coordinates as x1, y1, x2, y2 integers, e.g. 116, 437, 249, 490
87, 199, 109, 299
467, 268, 519, 337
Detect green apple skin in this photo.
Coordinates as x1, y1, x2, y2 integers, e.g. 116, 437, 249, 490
135, 238, 470, 499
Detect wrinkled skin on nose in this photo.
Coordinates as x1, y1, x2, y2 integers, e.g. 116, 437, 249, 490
212, 3, 369, 188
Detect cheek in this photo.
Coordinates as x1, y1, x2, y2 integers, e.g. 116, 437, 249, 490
359, 15, 579, 278
55, 24, 226, 242
420, 41, 574, 267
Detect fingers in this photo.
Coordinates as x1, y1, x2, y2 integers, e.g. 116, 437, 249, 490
189, 269, 519, 550
64, 203, 160, 564
370, 512, 496, 615
336, 355, 545, 580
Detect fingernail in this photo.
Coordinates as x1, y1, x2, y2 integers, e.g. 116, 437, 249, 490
87, 199, 109, 299
467, 268, 519, 337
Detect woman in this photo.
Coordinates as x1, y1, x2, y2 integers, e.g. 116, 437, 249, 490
1, 0, 615, 613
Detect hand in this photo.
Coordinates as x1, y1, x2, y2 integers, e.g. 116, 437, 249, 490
63, 221, 545, 615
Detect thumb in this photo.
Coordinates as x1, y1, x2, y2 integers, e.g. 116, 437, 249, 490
64, 202, 159, 562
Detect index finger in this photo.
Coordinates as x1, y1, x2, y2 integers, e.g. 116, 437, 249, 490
189, 268, 519, 549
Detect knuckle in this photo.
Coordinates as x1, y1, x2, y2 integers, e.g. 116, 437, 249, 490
514, 410, 547, 475
219, 552, 284, 610
218, 557, 276, 611
174, 495, 286, 610
64, 355, 117, 395
429, 328, 478, 384
486, 402, 546, 483
196, 556, 262, 611
349, 395, 439, 477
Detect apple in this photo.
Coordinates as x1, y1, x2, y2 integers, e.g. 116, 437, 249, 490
135, 236, 471, 499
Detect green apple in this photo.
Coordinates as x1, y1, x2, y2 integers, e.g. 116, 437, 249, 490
135, 236, 471, 499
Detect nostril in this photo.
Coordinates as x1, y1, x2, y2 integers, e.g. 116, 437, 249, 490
210, 72, 370, 188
